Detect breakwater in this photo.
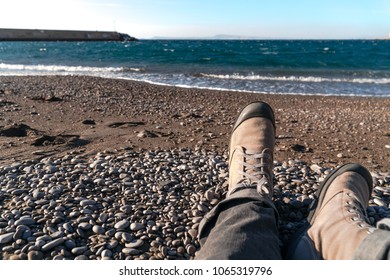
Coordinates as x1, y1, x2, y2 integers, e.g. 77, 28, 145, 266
0, 28, 137, 41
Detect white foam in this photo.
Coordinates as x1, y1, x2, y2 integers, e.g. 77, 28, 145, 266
200, 73, 390, 84
0, 63, 141, 74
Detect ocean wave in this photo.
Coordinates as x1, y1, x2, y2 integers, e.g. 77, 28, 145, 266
199, 73, 390, 85
0, 63, 142, 73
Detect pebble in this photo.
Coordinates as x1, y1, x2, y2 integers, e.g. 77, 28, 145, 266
71, 246, 88, 255
130, 222, 144, 231
80, 199, 96, 207
126, 239, 144, 248
28, 251, 44, 260
0, 148, 388, 260
14, 216, 35, 226
92, 225, 105, 234
114, 220, 129, 230
41, 238, 65, 252
122, 248, 140, 255
0, 232, 14, 244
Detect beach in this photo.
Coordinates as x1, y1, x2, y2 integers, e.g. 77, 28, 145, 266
0, 75, 389, 260
1, 75, 390, 169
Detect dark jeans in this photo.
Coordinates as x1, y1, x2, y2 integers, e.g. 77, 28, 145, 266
195, 189, 390, 260
195, 189, 282, 259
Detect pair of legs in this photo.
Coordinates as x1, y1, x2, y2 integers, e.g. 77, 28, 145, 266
195, 102, 390, 260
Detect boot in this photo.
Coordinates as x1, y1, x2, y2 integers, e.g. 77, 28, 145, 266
286, 163, 375, 259
228, 102, 275, 198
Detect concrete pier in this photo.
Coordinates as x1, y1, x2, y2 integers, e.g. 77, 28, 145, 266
0, 28, 137, 41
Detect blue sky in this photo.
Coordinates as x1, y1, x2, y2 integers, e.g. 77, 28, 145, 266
0, 0, 389, 39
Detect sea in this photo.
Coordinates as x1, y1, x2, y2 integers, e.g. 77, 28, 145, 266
0, 40, 390, 97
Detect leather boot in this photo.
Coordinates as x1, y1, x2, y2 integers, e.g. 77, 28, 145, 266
286, 163, 376, 259
228, 102, 275, 198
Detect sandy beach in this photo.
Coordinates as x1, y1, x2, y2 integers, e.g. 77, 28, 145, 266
0, 75, 389, 260
1, 75, 389, 170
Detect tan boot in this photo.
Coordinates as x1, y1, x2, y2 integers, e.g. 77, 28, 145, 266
228, 102, 275, 198
286, 163, 375, 259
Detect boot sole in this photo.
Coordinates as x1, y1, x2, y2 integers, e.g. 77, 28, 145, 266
284, 163, 373, 259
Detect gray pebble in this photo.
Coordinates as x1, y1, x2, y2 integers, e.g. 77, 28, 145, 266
122, 248, 140, 255
41, 238, 65, 252
125, 239, 144, 248
92, 225, 105, 234
0, 232, 14, 244
114, 220, 129, 230
15, 216, 35, 226
80, 199, 96, 207
101, 249, 113, 258
72, 246, 88, 255
130, 222, 144, 231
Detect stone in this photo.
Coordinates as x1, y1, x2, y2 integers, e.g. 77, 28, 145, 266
0, 232, 14, 244
72, 246, 88, 255
28, 251, 44, 260
101, 249, 112, 258
80, 199, 96, 207
186, 244, 196, 255
15, 216, 35, 226
125, 239, 144, 248
114, 220, 129, 230
92, 225, 105, 234
122, 248, 140, 255
41, 238, 65, 252
130, 222, 144, 231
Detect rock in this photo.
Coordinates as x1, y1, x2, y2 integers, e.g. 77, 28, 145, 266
114, 220, 129, 230
130, 222, 144, 231
122, 248, 140, 255
41, 238, 65, 252
80, 199, 96, 207
310, 164, 323, 174
0, 232, 14, 244
186, 244, 196, 255
28, 251, 44, 260
137, 130, 158, 138
92, 225, 105, 234
373, 198, 386, 207
101, 249, 112, 258
71, 246, 88, 255
125, 239, 144, 248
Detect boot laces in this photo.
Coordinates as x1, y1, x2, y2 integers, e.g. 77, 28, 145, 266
345, 192, 375, 233
228, 146, 273, 197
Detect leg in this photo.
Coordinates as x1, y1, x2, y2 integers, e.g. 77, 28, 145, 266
195, 102, 282, 260
196, 189, 281, 259
353, 218, 390, 259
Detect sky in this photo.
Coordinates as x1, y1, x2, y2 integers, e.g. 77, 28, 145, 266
0, 0, 389, 39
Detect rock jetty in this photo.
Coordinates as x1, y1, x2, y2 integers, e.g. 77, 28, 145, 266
0, 28, 137, 41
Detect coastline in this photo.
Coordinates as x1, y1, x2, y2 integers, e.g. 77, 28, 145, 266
1, 75, 389, 171
0, 75, 389, 260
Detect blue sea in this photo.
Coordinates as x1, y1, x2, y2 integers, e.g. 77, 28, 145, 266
1, 40, 390, 97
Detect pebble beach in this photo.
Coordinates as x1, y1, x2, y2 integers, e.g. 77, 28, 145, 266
0, 76, 389, 260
